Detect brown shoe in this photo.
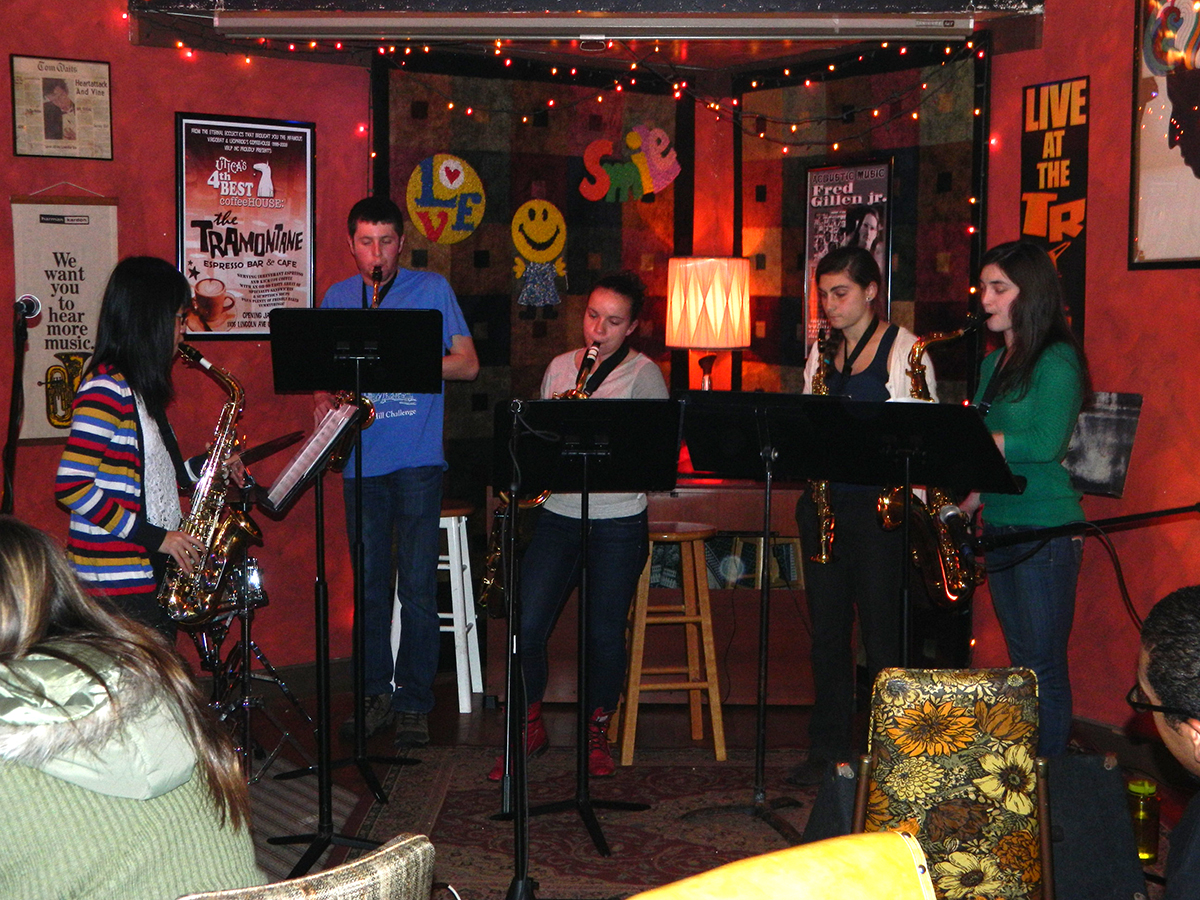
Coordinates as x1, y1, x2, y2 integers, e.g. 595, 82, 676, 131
338, 693, 395, 742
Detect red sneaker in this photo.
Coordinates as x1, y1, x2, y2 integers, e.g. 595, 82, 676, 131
487, 701, 549, 781
588, 708, 616, 778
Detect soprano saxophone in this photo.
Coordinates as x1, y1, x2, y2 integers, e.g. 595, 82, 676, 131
876, 314, 986, 607
808, 328, 838, 563
158, 344, 263, 624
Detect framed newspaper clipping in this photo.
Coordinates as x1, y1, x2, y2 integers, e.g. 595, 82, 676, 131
11, 55, 112, 160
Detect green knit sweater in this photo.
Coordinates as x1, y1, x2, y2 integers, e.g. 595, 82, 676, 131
0, 647, 265, 899
975, 341, 1084, 528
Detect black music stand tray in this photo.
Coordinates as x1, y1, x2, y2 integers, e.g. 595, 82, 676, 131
265, 308, 442, 876
766, 395, 1020, 666
492, 398, 681, 878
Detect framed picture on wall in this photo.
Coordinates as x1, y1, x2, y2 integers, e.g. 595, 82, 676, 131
11, 55, 112, 160
1130, 0, 1200, 267
802, 160, 892, 346
176, 113, 315, 337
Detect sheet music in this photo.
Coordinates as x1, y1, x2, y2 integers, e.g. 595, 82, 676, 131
265, 404, 359, 512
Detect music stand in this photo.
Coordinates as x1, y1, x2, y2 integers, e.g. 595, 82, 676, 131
768, 395, 1020, 666
265, 308, 442, 875
492, 398, 681, 868
676, 390, 809, 844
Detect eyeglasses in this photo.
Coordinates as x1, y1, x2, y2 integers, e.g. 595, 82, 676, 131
1126, 683, 1195, 720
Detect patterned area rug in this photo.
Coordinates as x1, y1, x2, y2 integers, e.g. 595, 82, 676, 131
356, 747, 817, 900
249, 763, 361, 881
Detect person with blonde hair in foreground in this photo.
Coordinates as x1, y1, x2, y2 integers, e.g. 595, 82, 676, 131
0, 516, 264, 899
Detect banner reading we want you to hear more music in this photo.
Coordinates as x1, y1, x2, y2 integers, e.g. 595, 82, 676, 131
11, 196, 117, 440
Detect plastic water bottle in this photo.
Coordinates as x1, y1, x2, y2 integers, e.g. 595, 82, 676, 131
1127, 778, 1159, 864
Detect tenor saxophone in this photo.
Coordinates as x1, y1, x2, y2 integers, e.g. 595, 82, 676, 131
480, 343, 597, 612
808, 328, 837, 564
876, 314, 986, 607
158, 344, 263, 624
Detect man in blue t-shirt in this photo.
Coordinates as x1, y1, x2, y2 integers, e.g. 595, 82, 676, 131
316, 196, 478, 747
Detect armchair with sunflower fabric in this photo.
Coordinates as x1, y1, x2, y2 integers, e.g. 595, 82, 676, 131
851, 668, 1053, 900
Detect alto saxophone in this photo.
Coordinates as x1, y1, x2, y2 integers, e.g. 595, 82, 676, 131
876, 314, 986, 607
158, 344, 263, 624
480, 343, 598, 612
808, 328, 838, 564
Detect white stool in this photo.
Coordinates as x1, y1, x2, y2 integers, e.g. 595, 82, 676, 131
390, 501, 483, 714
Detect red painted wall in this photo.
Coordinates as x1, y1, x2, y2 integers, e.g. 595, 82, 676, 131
2, 0, 1183, 733
975, 0, 1200, 730
0, 0, 370, 666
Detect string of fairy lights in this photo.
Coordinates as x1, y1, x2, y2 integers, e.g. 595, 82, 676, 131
147, 10, 983, 157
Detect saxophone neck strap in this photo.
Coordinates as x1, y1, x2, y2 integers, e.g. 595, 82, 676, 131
831, 316, 878, 393
976, 348, 1007, 416
584, 343, 630, 395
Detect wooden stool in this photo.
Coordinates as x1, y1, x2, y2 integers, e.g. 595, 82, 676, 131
725, 533, 805, 589
620, 521, 726, 765
390, 500, 482, 714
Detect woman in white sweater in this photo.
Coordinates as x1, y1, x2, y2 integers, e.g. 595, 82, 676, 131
489, 272, 667, 782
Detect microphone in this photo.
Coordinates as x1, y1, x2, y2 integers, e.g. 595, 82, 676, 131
938, 503, 978, 559
15, 294, 40, 318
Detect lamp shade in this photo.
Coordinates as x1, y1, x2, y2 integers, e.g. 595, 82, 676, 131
665, 257, 751, 349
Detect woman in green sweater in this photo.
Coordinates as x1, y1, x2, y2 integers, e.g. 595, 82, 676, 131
963, 240, 1089, 757
0, 516, 264, 899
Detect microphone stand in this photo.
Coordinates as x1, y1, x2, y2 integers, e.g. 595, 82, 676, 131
975, 503, 1200, 551
2, 300, 38, 514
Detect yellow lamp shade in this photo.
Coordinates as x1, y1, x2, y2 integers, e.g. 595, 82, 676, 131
665, 257, 751, 350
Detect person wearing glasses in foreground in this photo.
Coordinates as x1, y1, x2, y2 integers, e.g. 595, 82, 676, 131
1133, 585, 1200, 899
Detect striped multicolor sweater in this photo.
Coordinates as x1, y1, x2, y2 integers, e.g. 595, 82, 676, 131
55, 365, 192, 596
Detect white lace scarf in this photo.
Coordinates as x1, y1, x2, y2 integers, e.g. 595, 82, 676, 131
135, 393, 182, 531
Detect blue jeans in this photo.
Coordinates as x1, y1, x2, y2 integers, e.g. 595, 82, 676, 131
344, 466, 442, 713
983, 526, 1083, 756
519, 509, 649, 712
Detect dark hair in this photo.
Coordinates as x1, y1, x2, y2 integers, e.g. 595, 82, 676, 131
979, 240, 1090, 400
0, 515, 250, 828
593, 271, 647, 321
90, 257, 188, 418
1141, 585, 1200, 726
43, 78, 69, 95
842, 204, 883, 249
815, 246, 886, 320
347, 196, 404, 237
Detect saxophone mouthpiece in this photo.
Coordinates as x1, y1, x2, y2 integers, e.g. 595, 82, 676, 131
178, 342, 210, 369
371, 266, 383, 284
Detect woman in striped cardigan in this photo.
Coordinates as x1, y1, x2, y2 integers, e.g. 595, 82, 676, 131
55, 256, 212, 636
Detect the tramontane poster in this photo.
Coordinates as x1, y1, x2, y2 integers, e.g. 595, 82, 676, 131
803, 160, 891, 346
176, 113, 315, 337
